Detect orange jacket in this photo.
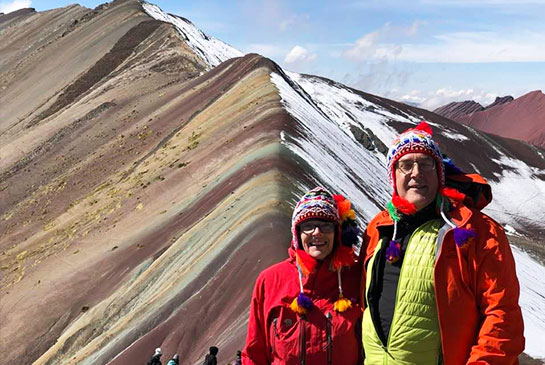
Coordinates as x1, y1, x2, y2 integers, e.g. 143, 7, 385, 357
362, 174, 525, 364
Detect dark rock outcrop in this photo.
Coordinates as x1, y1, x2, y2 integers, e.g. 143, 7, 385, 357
484, 95, 514, 110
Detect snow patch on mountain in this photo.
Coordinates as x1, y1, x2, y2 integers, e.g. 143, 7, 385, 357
142, 2, 243, 68
513, 246, 545, 359
286, 72, 416, 146
486, 155, 545, 232
272, 72, 388, 222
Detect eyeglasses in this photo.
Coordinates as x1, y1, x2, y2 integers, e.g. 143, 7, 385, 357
395, 159, 436, 174
299, 221, 336, 234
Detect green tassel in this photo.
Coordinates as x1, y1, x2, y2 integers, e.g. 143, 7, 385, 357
387, 201, 400, 222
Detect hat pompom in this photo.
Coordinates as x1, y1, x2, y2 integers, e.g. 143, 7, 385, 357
332, 244, 355, 271
443, 155, 463, 175
334, 295, 352, 312
341, 222, 359, 247
441, 186, 466, 202
290, 293, 313, 315
415, 120, 433, 135
296, 250, 317, 277
386, 240, 402, 263
453, 228, 477, 248
391, 194, 417, 216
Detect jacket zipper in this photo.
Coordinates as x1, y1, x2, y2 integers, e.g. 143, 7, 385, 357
298, 315, 306, 365
433, 225, 451, 365
272, 318, 278, 356
366, 239, 389, 346
325, 312, 333, 365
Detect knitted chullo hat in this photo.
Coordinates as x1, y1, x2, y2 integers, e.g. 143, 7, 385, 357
386, 121, 444, 193
289, 187, 359, 315
384, 122, 477, 264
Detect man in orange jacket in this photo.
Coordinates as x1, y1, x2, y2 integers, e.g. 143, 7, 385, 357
361, 122, 524, 364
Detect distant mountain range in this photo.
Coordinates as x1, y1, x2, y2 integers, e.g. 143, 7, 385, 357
434, 91, 545, 148
1, 1, 545, 364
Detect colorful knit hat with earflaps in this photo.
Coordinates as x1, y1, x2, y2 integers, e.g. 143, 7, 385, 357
289, 187, 359, 314
385, 121, 477, 263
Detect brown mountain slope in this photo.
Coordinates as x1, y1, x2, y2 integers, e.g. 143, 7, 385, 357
433, 100, 483, 120
0, 1, 302, 363
441, 91, 545, 148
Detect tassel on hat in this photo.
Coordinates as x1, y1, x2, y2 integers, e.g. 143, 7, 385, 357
333, 268, 353, 312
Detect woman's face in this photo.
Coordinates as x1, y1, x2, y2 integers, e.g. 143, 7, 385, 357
299, 219, 335, 260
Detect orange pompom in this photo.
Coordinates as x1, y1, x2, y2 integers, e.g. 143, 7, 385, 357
332, 245, 355, 270
334, 295, 352, 312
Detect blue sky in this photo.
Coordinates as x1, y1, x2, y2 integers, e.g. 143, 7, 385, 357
3, 0, 545, 109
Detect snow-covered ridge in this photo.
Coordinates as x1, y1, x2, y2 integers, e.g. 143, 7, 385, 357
486, 155, 545, 233
272, 71, 390, 224
142, 2, 243, 68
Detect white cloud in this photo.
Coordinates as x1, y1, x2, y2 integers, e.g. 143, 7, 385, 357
421, 0, 545, 6
344, 26, 545, 63
279, 13, 311, 31
399, 31, 545, 62
246, 43, 285, 58
0, 0, 30, 13
399, 87, 499, 110
284, 45, 317, 64
343, 21, 423, 62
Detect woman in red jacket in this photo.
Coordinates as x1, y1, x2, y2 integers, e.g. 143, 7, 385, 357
242, 187, 362, 365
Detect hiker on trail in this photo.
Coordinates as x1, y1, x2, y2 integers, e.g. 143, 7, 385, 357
243, 187, 363, 364
203, 346, 219, 365
361, 121, 525, 364
166, 353, 179, 365
147, 347, 163, 365
231, 350, 242, 365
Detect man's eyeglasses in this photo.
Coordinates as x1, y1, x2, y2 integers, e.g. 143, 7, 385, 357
395, 159, 436, 174
299, 221, 336, 234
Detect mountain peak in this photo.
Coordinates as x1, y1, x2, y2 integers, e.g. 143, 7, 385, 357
483, 95, 513, 110
433, 100, 483, 120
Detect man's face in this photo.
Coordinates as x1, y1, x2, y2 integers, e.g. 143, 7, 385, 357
299, 219, 335, 260
395, 152, 439, 211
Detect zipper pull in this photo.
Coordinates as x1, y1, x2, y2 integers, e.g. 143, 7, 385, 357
325, 312, 333, 364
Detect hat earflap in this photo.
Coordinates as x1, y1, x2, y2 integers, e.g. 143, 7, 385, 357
386, 192, 417, 264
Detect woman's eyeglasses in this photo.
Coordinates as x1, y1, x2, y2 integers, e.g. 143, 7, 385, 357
299, 221, 335, 234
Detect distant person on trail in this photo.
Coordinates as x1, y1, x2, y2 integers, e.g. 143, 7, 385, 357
242, 187, 363, 364
166, 353, 179, 365
147, 347, 163, 365
360, 121, 525, 364
231, 350, 242, 365
203, 346, 219, 365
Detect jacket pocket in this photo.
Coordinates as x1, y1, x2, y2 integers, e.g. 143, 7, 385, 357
268, 306, 299, 363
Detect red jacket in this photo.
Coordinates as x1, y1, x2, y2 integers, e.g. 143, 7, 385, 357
243, 247, 362, 364
362, 174, 525, 364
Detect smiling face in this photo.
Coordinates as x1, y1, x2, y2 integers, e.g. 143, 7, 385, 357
299, 219, 336, 261
395, 152, 439, 211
